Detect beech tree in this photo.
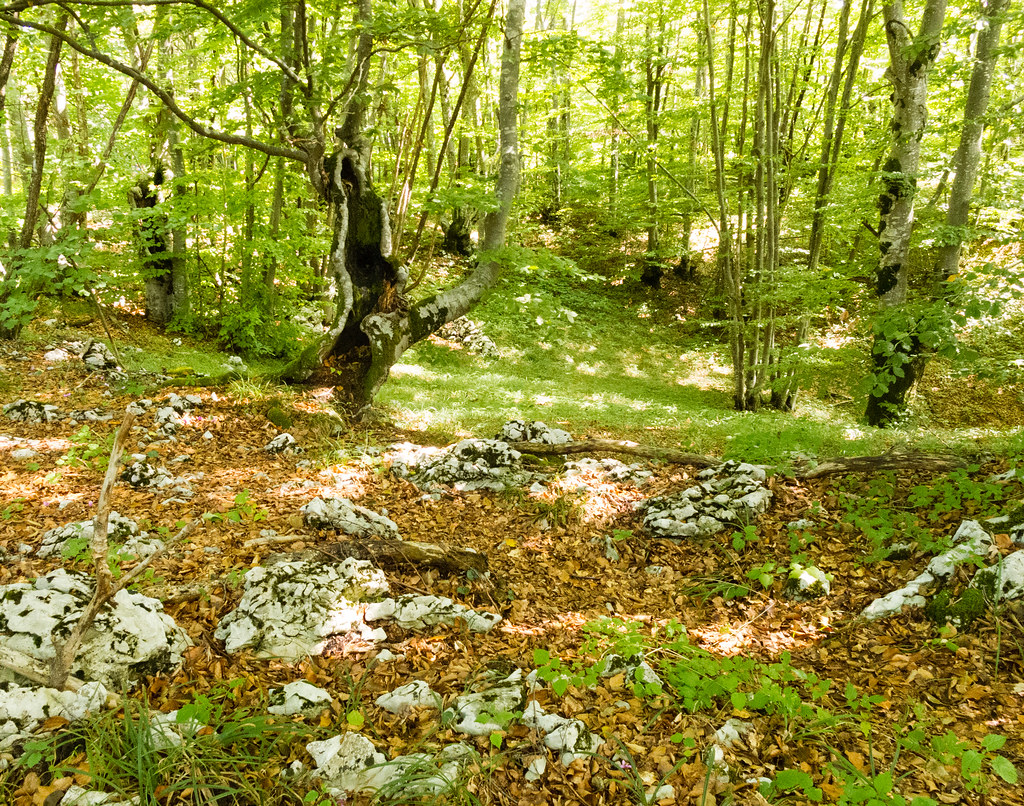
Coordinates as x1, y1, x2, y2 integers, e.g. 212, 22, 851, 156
0, 0, 525, 411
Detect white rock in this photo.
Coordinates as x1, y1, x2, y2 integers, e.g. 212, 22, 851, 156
0, 571, 189, 688
148, 710, 206, 750
10, 448, 38, 461
784, 564, 831, 601
647, 784, 675, 803
265, 433, 298, 454
375, 680, 442, 714
306, 732, 392, 793
269, 681, 334, 716
973, 550, 1024, 601
525, 755, 547, 781
302, 496, 401, 539
214, 558, 388, 660
452, 672, 524, 736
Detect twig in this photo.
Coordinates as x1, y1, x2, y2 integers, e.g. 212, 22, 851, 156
47, 409, 197, 689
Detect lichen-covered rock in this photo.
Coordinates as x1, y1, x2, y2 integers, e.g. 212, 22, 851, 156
37, 512, 140, 558
81, 342, 118, 371
973, 550, 1024, 601
268, 681, 334, 716
436, 317, 498, 358
3, 400, 60, 423
213, 558, 389, 660
564, 457, 652, 485
521, 701, 602, 766
0, 570, 189, 688
450, 671, 525, 736
120, 459, 175, 489
391, 439, 529, 492
364, 595, 501, 633
307, 732, 392, 793
496, 420, 572, 445
302, 497, 400, 539
862, 520, 993, 620
640, 461, 771, 539
265, 433, 299, 454
375, 680, 442, 714
784, 564, 831, 601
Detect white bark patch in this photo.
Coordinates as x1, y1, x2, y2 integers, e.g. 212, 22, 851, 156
379, 202, 393, 257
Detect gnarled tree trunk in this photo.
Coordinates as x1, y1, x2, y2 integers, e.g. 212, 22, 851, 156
284, 0, 525, 413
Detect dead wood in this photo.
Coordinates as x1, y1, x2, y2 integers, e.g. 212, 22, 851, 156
47, 409, 198, 689
507, 439, 719, 468
795, 452, 967, 479
317, 538, 487, 576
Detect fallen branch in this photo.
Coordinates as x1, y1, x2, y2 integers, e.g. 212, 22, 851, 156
507, 439, 719, 468
48, 408, 198, 689
317, 538, 488, 576
795, 452, 967, 480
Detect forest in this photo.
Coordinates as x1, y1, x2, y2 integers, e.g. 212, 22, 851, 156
0, 0, 1023, 804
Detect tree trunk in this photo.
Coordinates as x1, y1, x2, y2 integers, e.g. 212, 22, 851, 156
0, 13, 67, 339
933, 0, 1008, 286
351, 0, 526, 411
865, 0, 948, 427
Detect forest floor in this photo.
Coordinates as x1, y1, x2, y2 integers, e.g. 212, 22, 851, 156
1, 310, 1023, 806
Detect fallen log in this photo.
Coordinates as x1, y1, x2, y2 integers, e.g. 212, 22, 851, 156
507, 439, 719, 468
317, 538, 488, 576
795, 452, 967, 480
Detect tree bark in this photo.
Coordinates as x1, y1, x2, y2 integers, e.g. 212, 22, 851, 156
865, 0, 948, 427
346, 0, 526, 410
0, 13, 66, 339
933, 0, 1009, 285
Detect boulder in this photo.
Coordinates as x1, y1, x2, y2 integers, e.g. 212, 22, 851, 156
0, 570, 189, 688
213, 558, 389, 660
391, 439, 529, 492
302, 497, 401, 539
640, 461, 771, 539
3, 400, 60, 423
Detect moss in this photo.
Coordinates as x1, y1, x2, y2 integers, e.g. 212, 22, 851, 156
949, 588, 987, 629
267, 405, 293, 430
924, 590, 950, 625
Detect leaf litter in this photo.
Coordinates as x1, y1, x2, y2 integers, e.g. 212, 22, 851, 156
0, 340, 1021, 806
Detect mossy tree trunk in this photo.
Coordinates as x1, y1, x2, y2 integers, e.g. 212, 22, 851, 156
865, 0, 947, 427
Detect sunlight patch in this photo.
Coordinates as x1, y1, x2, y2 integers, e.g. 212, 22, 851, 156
390, 363, 431, 378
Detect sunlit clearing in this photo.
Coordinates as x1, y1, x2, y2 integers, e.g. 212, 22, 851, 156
576, 363, 598, 375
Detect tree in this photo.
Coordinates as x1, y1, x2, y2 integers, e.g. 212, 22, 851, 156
0, 0, 525, 411
865, 0, 948, 427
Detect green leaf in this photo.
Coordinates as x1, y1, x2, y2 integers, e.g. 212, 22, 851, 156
346, 711, 365, 728
533, 648, 550, 666
981, 734, 1006, 751
991, 755, 1018, 784
730, 691, 747, 710
551, 677, 569, 697
489, 730, 504, 749
774, 768, 813, 791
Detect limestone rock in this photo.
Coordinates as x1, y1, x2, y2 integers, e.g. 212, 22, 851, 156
641, 461, 772, 539
37, 512, 140, 558
302, 497, 400, 539
268, 681, 333, 716
214, 558, 389, 660
375, 680, 442, 714
0, 570, 189, 688
391, 439, 528, 492
496, 420, 572, 445
265, 433, 298, 454
364, 595, 500, 633
973, 550, 1024, 601
3, 400, 60, 423
784, 564, 831, 601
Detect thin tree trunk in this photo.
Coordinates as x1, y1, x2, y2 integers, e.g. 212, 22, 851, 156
933, 0, 1008, 285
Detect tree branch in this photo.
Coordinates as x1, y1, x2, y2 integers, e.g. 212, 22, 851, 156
0, 11, 307, 163
1, 0, 308, 89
